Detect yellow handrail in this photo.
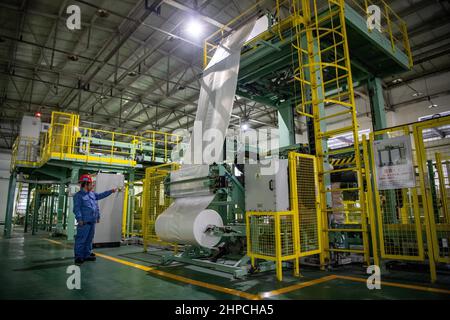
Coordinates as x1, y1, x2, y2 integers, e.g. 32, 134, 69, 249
11, 111, 182, 170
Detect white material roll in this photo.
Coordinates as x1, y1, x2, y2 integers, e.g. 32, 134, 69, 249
155, 19, 257, 248
155, 195, 223, 248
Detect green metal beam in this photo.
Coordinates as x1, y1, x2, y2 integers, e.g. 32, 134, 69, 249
55, 183, 65, 234
66, 167, 79, 241
23, 184, 32, 233
367, 77, 387, 131
3, 172, 17, 238
278, 103, 296, 148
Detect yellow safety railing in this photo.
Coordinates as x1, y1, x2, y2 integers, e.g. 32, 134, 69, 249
347, 0, 413, 68
142, 163, 180, 251
246, 152, 322, 281
413, 117, 450, 269
203, 0, 293, 68
246, 211, 298, 281
288, 152, 323, 259
203, 1, 412, 69
122, 180, 144, 237
369, 126, 425, 263
367, 115, 450, 282
11, 111, 181, 171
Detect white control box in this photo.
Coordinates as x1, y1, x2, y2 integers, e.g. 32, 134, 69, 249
245, 159, 289, 212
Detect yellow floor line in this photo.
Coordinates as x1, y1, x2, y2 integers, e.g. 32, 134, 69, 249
335, 275, 450, 295
43, 238, 259, 300
46, 239, 449, 298
259, 275, 338, 298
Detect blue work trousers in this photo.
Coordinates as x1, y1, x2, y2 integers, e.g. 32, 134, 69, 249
74, 222, 95, 259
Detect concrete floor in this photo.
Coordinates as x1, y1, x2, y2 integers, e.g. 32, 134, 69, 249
1, 230, 450, 300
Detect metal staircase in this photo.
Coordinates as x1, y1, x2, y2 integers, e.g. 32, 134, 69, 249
14, 182, 29, 220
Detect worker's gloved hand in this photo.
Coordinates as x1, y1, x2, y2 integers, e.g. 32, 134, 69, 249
78, 221, 84, 226
111, 188, 118, 193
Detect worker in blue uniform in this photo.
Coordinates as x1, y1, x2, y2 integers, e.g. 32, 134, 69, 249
73, 174, 117, 265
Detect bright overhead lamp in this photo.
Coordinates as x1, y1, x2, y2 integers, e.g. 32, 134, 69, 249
427, 96, 438, 109
392, 78, 403, 84
185, 19, 203, 37
412, 91, 423, 97
241, 123, 249, 131
96, 9, 109, 18
68, 54, 79, 61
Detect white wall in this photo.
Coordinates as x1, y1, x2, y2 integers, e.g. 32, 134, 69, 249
0, 151, 12, 224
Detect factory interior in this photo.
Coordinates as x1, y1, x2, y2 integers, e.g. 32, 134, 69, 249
1, 0, 450, 302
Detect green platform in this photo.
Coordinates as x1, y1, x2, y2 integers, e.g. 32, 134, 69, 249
236, 4, 410, 109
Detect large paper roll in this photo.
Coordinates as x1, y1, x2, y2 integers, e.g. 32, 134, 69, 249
155, 19, 257, 248
156, 206, 223, 248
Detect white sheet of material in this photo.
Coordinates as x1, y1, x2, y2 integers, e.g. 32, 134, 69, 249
93, 173, 124, 245
155, 20, 256, 248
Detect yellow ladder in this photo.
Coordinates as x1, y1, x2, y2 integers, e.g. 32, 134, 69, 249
293, 0, 370, 266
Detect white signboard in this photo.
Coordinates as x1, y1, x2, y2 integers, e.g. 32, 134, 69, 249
373, 135, 416, 190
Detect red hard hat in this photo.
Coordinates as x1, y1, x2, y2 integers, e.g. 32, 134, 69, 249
79, 174, 93, 183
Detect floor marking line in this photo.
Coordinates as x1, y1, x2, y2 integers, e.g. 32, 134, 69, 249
43, 239, 259, 300
47, 239, 449, 298
94, 252, 154, 272
334, 275, 450, 295
259, 275, 338, 298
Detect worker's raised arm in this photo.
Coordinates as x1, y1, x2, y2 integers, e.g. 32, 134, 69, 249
73, 193, 82, 222
94, 188, 115, 200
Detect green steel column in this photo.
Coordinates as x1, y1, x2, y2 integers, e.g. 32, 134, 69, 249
367, 77, 387, 131
3, 172, 17, 238
66, 168, 79, 241
49, 192, 55, 232
43, 195, 48, 230
277, 103, 296, 148
55, 183, 65, 234
32, 187, 40, 235
367, 77, 392, 269
126, 171, 135, 238
24, 184, 33, 233
427, 160, 440, 222
368, 77, 395, 216
63, 190, 68, 229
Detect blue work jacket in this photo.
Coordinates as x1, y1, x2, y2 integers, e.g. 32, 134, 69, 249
73, 189, 113, 223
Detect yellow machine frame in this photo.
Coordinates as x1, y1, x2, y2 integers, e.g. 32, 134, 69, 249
141, 163, 180, 251
11, 111, 181, 170
366, 116, 450, 282
246, 152, 322, 281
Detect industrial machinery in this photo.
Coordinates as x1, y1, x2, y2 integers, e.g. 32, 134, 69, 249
7, 111, 181, 240
151, 162, 251, 278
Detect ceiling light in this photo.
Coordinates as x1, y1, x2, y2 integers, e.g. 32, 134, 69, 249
68, 54, 79, 61
34, 112, 41, 118
96, 9, 109, 18
241, 123, 249, 131
392, 78, 403, 84
185, 19, 203, 37
412, 92, 423, 97
427, 96, 438, 109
